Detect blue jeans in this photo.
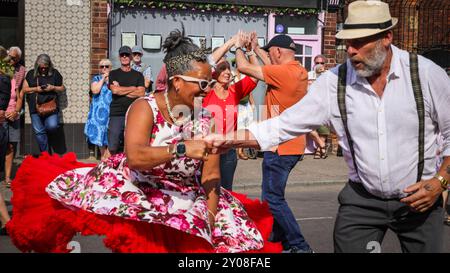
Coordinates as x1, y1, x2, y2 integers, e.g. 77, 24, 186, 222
262, 151, 310, 250
220, 148, 237, 191
30, 112, 59, 152
107, 116, 126, 155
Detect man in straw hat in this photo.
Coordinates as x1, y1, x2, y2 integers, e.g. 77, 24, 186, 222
205, 0, 450, 252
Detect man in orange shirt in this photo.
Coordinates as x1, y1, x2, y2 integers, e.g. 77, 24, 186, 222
234, 33, 312, 253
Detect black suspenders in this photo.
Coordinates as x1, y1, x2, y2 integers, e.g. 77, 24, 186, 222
337, 53, 424, 182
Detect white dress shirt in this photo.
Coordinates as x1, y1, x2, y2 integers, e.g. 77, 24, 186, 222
249, 45, 450, 199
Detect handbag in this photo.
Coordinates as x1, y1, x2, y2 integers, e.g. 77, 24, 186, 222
35, 78, 57, 117
36, 96, 57, 117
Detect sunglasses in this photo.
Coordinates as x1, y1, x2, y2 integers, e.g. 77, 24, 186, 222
99, 65, 110, 69
315, 62, 325, 65
120, 53, 130, 58
169, 75, 216, 91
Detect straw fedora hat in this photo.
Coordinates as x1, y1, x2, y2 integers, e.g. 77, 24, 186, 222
336, 1, 398, 40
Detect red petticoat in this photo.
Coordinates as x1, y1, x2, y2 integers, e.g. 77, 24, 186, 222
6, 152, 282, 253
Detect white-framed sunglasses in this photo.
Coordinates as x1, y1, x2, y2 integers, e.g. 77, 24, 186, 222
169, 75, 216, 91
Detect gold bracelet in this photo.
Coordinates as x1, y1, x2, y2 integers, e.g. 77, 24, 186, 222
434, 174, 449, 190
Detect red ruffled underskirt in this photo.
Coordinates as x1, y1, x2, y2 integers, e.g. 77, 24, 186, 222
6, 152, 282, 253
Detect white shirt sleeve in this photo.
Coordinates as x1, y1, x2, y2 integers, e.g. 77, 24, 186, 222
249, 70, 334, 151
425, 58, 450, 157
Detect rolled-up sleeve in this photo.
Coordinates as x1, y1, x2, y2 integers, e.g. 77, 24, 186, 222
249, 72, 334, 151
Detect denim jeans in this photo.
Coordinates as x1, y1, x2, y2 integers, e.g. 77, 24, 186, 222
30, 112, 59, 152
108, 116, 126, 155
220, 148, 237, 191
262, 151, 311, 251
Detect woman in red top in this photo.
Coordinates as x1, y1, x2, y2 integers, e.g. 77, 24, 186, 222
202, 36, 259, 190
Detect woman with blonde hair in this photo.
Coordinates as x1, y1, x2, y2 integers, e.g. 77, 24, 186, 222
84, 59, 113, 160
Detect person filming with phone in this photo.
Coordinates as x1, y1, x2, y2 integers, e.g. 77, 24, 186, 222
18, 54, 65, 153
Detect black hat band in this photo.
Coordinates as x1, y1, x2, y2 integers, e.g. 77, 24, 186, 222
343, 19, 392, 30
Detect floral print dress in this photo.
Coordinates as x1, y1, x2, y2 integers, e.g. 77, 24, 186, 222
46, 96, 264, 253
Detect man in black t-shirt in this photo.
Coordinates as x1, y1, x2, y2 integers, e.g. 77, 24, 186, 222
108, 46, 145, 154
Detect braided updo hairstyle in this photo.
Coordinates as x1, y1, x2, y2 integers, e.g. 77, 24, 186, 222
163, 24, 210, 78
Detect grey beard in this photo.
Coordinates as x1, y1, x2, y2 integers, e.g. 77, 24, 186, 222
353, 43, 387, 78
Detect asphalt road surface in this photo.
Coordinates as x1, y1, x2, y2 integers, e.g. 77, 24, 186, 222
1, 183, 448, 253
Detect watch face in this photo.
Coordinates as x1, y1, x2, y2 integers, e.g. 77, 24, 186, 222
176, 143, 186, 155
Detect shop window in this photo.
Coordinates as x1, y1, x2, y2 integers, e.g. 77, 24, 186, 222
274, 15, 318, 35
294, 44, 313, 71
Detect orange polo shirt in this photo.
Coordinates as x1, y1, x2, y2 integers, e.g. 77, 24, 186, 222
262, 60, 308, 155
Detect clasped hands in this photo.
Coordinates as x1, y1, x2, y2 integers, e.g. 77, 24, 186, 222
232, 30, 259, 52
182, 134, 237, 161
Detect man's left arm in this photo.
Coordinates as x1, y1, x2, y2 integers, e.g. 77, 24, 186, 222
401, 61, 450, 212
205, 73, 333, 153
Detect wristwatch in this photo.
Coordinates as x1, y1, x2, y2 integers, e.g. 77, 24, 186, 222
175, 141, 186, 158
434, 174, 449, 190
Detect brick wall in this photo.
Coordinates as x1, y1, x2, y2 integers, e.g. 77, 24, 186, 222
323, 11, 340, 154
345, 0, 449, 53
91, 0, 109, 76
323, 11, 337, 69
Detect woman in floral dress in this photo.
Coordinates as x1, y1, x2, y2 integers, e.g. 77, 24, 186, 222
6, 27, 282, 253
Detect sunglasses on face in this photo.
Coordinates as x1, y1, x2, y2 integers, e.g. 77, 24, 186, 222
132, 53, 142, 56
99, 65, 110, 69
315, 62, 325, 65
169, 75, 216, 91
120, 53, 130, 58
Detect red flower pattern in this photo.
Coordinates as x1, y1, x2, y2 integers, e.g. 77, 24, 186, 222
46, 96, 264, 253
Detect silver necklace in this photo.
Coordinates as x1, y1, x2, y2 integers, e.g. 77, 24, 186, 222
164, 89, 190, 126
